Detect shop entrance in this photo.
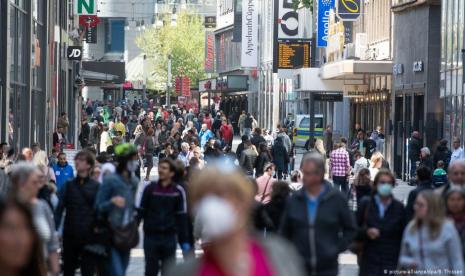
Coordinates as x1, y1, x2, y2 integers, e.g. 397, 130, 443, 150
393, 92, 424, 180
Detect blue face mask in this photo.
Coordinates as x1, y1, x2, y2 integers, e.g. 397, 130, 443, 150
377, 183, 393, 197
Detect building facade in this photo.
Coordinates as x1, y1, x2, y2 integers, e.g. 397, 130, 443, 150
440, 0, 464, 144
1, 0, 80, 151
392, 0, 442, 179
319, 0, 393, 152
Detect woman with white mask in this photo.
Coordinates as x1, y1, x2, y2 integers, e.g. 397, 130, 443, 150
168, 167, 306, 276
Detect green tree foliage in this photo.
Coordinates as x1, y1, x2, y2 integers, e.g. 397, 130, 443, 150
136, 12, 206, 91
292, 0, 313, 11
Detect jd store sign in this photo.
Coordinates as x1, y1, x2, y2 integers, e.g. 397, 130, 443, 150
75, 0, 97, 16
67, 46, 83, 61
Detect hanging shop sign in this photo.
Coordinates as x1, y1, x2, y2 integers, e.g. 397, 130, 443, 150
343, 84, 368, 97
217, 0, 234, 29
241, 0, 258, 67
79, 15, 101, 28
75, 0, 97, 15
413, 61, 424, 72
85, 27, 97, 44
314, 93, 343, 102
67, 46, 83, 61
317, 0, 335, 47
204, 16, 217, 29
199, 79, 217, 92
204, 31, 215, 73
336, 0, 362, 21
277, 0, 301, 39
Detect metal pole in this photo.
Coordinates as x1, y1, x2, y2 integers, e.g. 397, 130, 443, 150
309, 93, 315, 140
167, 56, 172, 107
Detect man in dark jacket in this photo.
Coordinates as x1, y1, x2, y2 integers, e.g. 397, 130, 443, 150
250, 127, 266, 149
55, 150, 103, 276
433, 139, 452, 169
138, 158, 189, 276
239, 140, 258, 176
405, 166, 434, 221
235, 135, 249, 161
408, 131, 422, 179
79, 119, 91, 149
280, 151, 357, 276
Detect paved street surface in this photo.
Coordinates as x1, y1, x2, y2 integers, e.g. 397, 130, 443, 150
126, 138, 414, 276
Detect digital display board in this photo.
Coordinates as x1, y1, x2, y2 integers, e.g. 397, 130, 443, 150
277, 41, 311, 69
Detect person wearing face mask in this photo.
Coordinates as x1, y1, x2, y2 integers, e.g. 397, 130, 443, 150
354, 169, 406, 276
96, 144, 139, 276
138, 158, 189, 276
169, 167, 305, 276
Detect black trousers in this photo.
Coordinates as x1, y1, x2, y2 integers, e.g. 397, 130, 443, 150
63, 238, 106, 276
332, 175, 348, 194
144, 234, 177, 276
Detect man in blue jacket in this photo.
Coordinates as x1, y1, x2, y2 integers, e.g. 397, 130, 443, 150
280, 151, 357, 276
53, 152, 74, 192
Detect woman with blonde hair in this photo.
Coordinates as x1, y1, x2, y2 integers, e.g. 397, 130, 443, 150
399, 190, 464, 273
369, 152, 385, 180
314, 139, 326, 157
168, 167, 305, 276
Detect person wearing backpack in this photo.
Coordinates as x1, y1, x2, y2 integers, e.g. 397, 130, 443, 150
55, 150, 106, 276
96, 144, 139, 276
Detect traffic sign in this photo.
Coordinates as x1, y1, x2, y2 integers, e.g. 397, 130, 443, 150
75, 0, 97, 15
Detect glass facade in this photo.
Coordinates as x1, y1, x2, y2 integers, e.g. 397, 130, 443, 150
441, 0, 465, 144
105, 19, 125, 53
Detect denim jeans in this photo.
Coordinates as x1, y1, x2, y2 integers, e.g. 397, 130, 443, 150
144, 234, 176, 276
109, 248, 130, 276
243, 128, 252, 138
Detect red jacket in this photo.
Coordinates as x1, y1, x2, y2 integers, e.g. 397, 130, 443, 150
220, 124, 233, 142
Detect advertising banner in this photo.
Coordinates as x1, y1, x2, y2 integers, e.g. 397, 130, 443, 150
317, 0, 335, 47
75, 0, 97, 15
241, 0, 258, 67
204, 31, 215, 73
217, 0, 234, 30
336, 0, 362, 21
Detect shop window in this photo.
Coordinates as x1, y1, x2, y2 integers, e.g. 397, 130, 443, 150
105, 19, 125, 53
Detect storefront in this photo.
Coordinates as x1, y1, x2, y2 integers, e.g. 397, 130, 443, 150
393, 1, 442, 179
441, 0, 464, 144
319, 60, 393, 143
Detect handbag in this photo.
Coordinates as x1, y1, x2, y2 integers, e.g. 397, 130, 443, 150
349, 198, 371, 256
111, 219, 140, 251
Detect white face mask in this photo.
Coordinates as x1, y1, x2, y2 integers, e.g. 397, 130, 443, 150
194, 196, 237, 241
126, 160, 139, 172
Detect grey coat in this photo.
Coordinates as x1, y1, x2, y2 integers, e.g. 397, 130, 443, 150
399, 220, 464, 275
166, 235, 306, 276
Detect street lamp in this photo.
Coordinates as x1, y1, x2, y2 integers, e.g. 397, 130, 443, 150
167, 55, 172, 107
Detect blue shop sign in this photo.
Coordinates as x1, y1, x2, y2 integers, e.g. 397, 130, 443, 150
317, 0, 335, 47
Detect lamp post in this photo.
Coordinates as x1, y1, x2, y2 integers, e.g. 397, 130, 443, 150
167, 55, 172, 107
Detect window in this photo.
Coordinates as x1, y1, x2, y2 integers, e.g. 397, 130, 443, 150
105, 19, 125, 53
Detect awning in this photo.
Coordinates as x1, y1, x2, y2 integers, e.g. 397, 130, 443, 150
319, 59, 393, 80
82, 61, 126, 85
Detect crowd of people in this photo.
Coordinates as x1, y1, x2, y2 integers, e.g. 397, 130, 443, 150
0, 99, 464, 276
